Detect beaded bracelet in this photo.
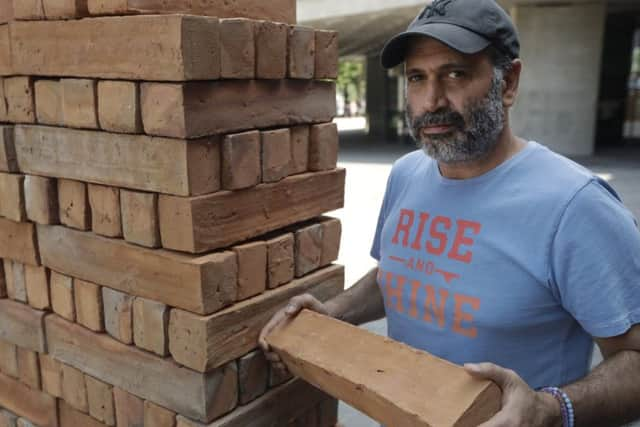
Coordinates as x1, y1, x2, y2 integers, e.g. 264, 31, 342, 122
540, 387, 575, 427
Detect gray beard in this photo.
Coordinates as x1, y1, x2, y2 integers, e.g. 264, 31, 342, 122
405, 72, 505, 164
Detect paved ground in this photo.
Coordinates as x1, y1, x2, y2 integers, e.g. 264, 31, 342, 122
329, 134, 640, 426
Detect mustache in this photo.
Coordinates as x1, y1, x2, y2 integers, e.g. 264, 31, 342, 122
410, 108, 465, 135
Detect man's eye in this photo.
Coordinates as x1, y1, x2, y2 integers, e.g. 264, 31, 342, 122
407, 75, 423, 83
448, 70, 465, 79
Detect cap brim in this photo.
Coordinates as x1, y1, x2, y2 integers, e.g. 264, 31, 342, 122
380, 22, 491, 69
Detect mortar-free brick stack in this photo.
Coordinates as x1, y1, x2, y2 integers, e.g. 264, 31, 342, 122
0, 0, 345, 425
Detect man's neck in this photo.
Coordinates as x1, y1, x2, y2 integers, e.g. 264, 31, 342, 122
438, 129, 526, 180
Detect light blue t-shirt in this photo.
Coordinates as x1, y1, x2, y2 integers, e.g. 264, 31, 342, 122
371, 141, 640, 389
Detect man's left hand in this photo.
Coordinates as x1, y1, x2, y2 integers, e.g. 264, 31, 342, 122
464, 362, 563, 427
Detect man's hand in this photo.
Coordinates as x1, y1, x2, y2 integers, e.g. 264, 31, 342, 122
465, 363, 562, 427
258, 294, 333, 374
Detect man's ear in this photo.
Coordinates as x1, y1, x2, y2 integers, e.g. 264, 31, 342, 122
502, 59, 522, 108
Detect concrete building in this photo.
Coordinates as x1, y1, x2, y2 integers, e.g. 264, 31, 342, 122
299, 0, 640, 156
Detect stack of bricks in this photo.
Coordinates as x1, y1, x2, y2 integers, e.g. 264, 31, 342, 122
0, 0, 345, 426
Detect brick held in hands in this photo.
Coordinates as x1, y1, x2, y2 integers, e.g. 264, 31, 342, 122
289, 125, 309, 175
102, 287, 133, 344
16, 347, 41, 390
62, 363, 89, 413
24, 264, 50, 310
144, 401, 176, 427
88, 184, 121, 238
61, 78, 98, 129
266, 233, 294, 289
0, 339, 18, 378
295, 223, 323, 278
309, 123, 339, 171
120, 190, 160, 248
39, 354, 63, 398
74, 278, 104, 332
97, 80, 142, 134
233, 241, 267, 301
314, 31, 339, 80
261, 128, 291, 183
220, 18, 255, 79
320, 218, 341, 266
11, 15, 221, 81
221, 130, 261, 191
25, 175, 59, 225
42, 0, 89, 19
85, 375, 115, 426
50, 271, 74, 321
133, 297, 169, 357
0, 126, 17, 173
34, 79, 63, 126
238, 350, 269, 405
0, 371, 58, 427
4, 77, 36, 123
12, 0, 45, 20
58, 179, 91, 231
255, 21, 287, 79
0, 173, 26, 222
288, 26, 315, 79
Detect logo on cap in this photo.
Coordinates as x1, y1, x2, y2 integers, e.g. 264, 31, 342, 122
419, 0, 454, 19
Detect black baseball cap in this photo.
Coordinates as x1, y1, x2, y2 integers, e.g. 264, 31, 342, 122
380, 0, 520, 69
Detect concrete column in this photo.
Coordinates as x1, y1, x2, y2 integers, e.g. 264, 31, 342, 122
510, 2, 606, 156
366, 55, 394, 140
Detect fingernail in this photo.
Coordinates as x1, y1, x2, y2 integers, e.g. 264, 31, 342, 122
464, 363, 478, 371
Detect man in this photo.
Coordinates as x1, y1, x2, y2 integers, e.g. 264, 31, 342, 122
260, 0, 640, 425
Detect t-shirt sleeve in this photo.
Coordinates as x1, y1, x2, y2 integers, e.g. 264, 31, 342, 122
370, 172, 395, 261
549, 180, 640, 338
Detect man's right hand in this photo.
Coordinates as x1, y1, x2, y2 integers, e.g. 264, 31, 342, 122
258, 294, 334, 374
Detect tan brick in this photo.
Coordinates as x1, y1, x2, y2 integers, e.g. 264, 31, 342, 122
88, 184, 122, 238
309, 123, 339, 171
97, 80, 142, 134
0, 339, 18, 378
320, 218, 341, 266
144, 401, 175, 427
86, 375, 115, 426
42, 0, 89, 19
34, 80, 62, 126
114, 388, 144, 427
4, 77, 35, 123
102, 287, 134, 345
0, 126, 17, 173
74, 279, 104, 332
238, 350, 269, 405
0, 27, 9, 76
133, 297, 169, 356
288, 26, 315, 79
12, 0, 44, 19
50, 271, 75, 321
39, 353, 62, 398
221, 130, 261, 190
0, 173, 26, 222
266, 233, 294, 289
86, 0, 127, 15
2, 260, 13, 301
233, 241, 267, 301
220, 18, 255, 79
295, 223, 323, 278
261, 128, 291, 183
120, 190, 160, 248
255, 20, 287, 79
290, 125, 309, 175
0, 79, 7, 122
17, 348, 40, 390
62, 363, 89, 413
24, 265, 50, 310
314, 31, 339, 80
58, 179, 91, 231
24, 175, 58, 225
0, 261, 5, 298
8, 261, 27, 303
61, 78, 98, 129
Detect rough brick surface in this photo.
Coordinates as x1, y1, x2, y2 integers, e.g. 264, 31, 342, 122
12, 0, 45, 19
290, 126, 309, 175
0, 173, 26, 222
58, 179, 91, 231
220, 18, 255, 79
288, 26, 315, 79
39, 354, 62, 398
102, 287, 134, 345
24, 265, 49, 310
144, 401, 176, 427
61, 78, 98, 129
255, 21, 287, 79
261, 128, 291, 183
314, 31, 339, 80
25, 175, 58, 225
120, 190, 160, 248
221, 131, 261, 190
295, 223, 323, 277
34, 80, 63, 126
320, 218, 341, 266
50, 271, 75, 321
114, 388, 144, 427
16, 348, 40, 390
4, 77, 35, 123
88, 184, 122, 238
62, 363, 89, 412
86, 375, 115, 426
309, 123, 339, 171
43, 0, 89, 19
97, 80, 142, 134
0, 126, 17, 173
266, 233, 294, 289
238, 350, 269, 405
233, 241, 267, 301
74, 279, 104, 332
0, 339, 18, 378
133, 297, 169, 357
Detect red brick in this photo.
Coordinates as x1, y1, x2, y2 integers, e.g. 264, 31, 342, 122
255, 21, 287, 79
238, 350, 269, 405
221, 131, 261, 190
314, 31, 339, 80
25, 175, 59, 225
288, 26, 315, 79
220, 18, 255, 79
309, 123, 339, 171
4, 77, 35, 123
97, 80, 142, 134
58, 179, 91, 231
295, 223, 323, 278
320, 218, 341, 266
261, 128, 291, 183
233, 241, 267, 301
290, 125, 309, 175
34, 80, 63, 126
266, 233, 294, 289
61, 79, 98, 129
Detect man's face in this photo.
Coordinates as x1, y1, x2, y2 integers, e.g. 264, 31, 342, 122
404, 37, 506, 164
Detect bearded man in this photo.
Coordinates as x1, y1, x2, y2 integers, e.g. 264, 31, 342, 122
260, 0, 640, 425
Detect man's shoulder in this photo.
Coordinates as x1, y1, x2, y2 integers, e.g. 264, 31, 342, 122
389, 149, 432, 180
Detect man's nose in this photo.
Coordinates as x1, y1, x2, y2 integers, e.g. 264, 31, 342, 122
422, 82, 448, 112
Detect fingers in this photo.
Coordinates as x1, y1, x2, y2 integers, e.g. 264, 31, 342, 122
464, 362, 517, 389
285, 294, 329, 317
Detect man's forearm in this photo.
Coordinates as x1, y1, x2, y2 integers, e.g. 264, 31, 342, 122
325, 267, 385, 326
563, 350, 640, 426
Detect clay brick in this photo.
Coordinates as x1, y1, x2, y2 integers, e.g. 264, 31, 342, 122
114, 388, 144, 427
0, 299, 47, 353
0, 78, 7, 121
87, 0, 127, 14
0, 370, 58, 427
17, 348, 40, 390
0, 1, 12, 24
295, 223, 323, 277
12, 0, 44, 19
0, 410, 17, 427
8, 261, 27, 303
233, 241, 267, 301
0, 261, 5, 298
62, 363, 89, 413
133, 297, 169, 356
314, 31, 339, 80
221, 131, 261, 190
0, 126, 17, 173
74, 279, 104, 332
0, 339, 18, 378
102, 287, 134, 344
24, 175, 59, 225
309, 123, 339, 171
120, 190, 160, 248
24, 265, 50, 310
4, 77, 35, 123
0, 28, 9, 77
261, 128, 291, 183
290, 126, 309, 175
320, 218, 341, 266
0, 173, 26, 222
266, 233, 294, 289
97, 80, 142, 134
144, 401, 175, 427
85, 375, 115, 426
59, 400, 113, 427
50, 271, 74, 321
34, 80, 63, 126
268, 363, 293, 387
61, 79, 98, 129
39, 354, 62, 398
255, 21, 287, 79
88, 184, 122, 238
288, 26, 315, 79
238, 350, 269, 405
220, 18, 255, 79
0, 219, 39, 266
58, 179, 91, 231
43, 0, 89, 19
